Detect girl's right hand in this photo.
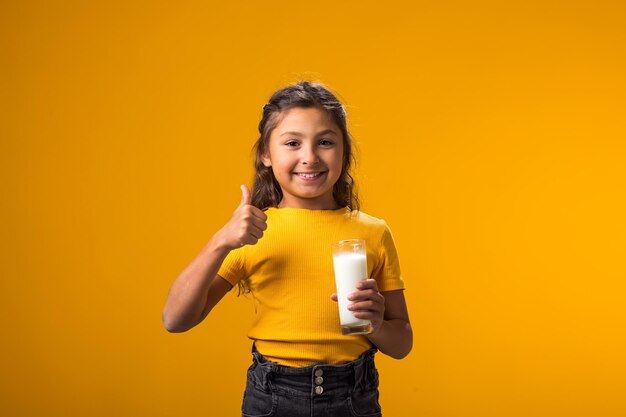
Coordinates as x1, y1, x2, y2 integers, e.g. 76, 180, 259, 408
216, 184, 268, 250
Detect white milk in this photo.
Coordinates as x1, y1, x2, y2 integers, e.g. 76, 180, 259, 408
332, 252, 370, 327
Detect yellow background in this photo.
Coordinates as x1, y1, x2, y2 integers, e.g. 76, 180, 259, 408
2, 1, 625, 416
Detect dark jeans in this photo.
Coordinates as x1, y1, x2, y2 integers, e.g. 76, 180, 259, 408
242, 344, 382, 417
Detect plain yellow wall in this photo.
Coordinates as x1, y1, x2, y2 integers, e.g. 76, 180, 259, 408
2, 1, 625, 416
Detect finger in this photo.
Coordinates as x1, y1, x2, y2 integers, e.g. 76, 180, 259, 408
351, 311, 382, 322
348, 301, 385, 316
348, 300, 383, 312
239, 184, 251, 207
250, 216, 268, 231
348, 289, 382, 302
250, 206, 268, 221
241, 237, 258, 247
356, 279, 378, 291
247, 224, 264, 240
351, 304, 385, 317
238, 205, 266, 227
330, 293, 338, 302
238, 203, 267, 223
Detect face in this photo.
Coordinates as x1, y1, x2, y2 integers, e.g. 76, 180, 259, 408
262, 106, 344, 210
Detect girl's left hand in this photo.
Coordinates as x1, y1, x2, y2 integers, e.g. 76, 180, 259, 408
331, 279, 386, 335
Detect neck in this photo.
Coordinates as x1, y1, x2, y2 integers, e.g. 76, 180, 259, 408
278, 200, 341, 210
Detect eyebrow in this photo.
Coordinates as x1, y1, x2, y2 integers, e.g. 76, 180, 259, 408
280, 129, 338, 137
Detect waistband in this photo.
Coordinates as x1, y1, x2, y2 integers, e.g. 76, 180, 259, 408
247, 344, 379, 398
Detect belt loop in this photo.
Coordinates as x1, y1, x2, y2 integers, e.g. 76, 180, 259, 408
251, 342, 263, 363
250, 343, 272, 390
353, 348, 378, 392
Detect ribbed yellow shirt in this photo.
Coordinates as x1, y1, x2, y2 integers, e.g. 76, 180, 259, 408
217, 207, 405, 367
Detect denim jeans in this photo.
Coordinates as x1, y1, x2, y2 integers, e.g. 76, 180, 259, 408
241, 344, 382, 417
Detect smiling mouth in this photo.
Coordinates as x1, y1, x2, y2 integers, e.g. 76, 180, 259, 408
294, 172, 326, 179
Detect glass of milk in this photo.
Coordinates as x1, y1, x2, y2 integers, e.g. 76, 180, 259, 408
332, 239, 373, 335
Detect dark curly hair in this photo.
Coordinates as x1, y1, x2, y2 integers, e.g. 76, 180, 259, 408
251, 81, 360, 212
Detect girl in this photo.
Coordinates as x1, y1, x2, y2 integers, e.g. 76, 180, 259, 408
162, 81, 412, 417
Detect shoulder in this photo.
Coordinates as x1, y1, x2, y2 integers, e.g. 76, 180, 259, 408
346, 210, 396, 245
348, 209, 389, 230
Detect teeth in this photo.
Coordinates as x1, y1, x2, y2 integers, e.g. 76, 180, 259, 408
297, 172, 322, 178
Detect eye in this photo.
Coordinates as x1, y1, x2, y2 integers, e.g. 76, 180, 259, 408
285, 140, 300, 147
319, 139, 334, 146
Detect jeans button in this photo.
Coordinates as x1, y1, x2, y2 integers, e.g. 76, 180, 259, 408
315, 386, 324, 395
315, 369, 323, 377
315, 376, 324, 385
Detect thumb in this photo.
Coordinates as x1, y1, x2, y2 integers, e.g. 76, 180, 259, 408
239, 184, 252, 207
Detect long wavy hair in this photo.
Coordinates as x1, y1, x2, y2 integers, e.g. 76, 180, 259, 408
251, 81, 360, 212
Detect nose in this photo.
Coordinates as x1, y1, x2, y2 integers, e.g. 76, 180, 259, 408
300, 144, 319, 165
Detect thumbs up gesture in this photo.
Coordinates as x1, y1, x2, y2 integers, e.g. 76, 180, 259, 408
216, 185, 268, 250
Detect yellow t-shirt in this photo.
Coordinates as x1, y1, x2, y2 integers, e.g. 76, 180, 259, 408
217, 206, 405, 367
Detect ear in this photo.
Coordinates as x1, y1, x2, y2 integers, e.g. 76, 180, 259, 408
261, 152, 272, 167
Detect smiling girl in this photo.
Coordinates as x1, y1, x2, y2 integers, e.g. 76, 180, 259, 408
162, 81, 412, 417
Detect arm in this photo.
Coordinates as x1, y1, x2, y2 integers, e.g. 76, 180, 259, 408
333, 280, 412, 359
162, 185, 267, 333
362, 288, 412, 359
162, 239, 233, 333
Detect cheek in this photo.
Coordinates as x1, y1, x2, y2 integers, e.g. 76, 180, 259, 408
332, 151, 345, 171
273, 160, 293, 176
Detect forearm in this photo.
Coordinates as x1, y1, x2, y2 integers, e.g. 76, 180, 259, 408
367, 318, 413, 359
162, 234, 230, 332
